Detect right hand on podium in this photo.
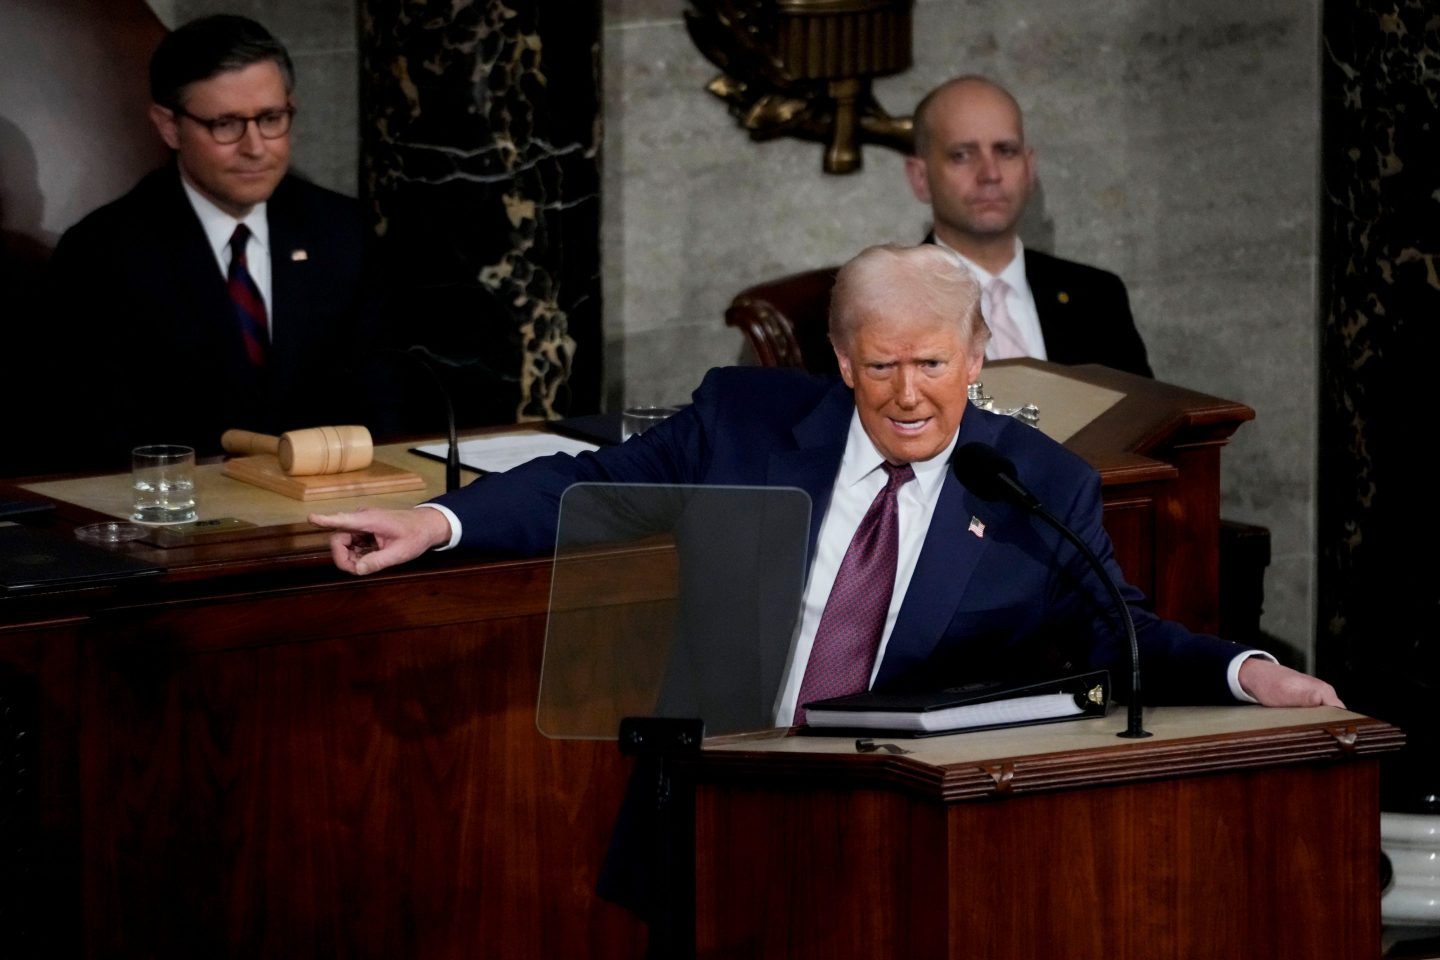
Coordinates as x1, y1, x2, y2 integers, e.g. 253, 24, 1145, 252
308, 506, 453, 576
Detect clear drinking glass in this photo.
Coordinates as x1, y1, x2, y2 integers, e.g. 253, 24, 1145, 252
130, 444, 197, 524
621, 406, 681, 442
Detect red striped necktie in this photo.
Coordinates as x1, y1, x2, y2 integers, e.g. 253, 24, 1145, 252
795, 461, 915, 724
228, 223, 268, 368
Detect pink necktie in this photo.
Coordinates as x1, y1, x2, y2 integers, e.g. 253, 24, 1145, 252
984, 278, 1028, 359
795, 461, 915, 723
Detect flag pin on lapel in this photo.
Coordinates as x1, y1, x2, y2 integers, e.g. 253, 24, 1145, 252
291, 248, 309, 262
968, 515, 985, 539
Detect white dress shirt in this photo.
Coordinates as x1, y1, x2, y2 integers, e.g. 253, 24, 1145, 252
180, 177, 273, 341
771, 411, 959, 726
935, 236, 1047, 363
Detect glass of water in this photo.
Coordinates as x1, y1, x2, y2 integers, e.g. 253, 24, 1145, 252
621, 406, 681, 442
131, 444, 197, 524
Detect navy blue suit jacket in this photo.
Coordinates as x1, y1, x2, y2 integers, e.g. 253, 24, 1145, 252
39, 165, 384, 469
439, 366, 1249, 705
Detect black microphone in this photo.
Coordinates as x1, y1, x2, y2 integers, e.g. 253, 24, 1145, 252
951, 442, 1151, 739
399, 346, 461, 493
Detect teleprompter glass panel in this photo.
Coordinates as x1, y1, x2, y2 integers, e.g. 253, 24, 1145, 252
537, 484, 811, 740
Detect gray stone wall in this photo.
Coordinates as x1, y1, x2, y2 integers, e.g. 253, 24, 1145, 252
603, 0, 1321, 659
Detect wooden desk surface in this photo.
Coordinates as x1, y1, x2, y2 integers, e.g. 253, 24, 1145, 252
702, 705, 1403, 802
1, 431, 536, 603
19, 438, 473, 527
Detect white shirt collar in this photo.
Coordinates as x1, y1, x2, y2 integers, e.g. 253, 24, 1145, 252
934, 234, 1028, 292
180, 175, 270, 272
837, 408, 960, 501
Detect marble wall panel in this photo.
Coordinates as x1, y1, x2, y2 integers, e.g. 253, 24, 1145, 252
1317, 0, 1440, 811
361, 0, 603, 424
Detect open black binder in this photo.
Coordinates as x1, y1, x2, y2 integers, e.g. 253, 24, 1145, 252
799, 670, 1110, 738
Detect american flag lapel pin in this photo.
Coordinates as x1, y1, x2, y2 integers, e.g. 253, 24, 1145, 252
968, 515, 985, 539
291, 248, 309, 262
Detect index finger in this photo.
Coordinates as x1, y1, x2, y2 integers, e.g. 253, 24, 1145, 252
309, 510, 372, 531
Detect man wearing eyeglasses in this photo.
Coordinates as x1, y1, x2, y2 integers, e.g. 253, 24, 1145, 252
41, 15, 384, 469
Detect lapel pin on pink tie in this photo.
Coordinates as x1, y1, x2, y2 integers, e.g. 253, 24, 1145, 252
968, 516, 985, 539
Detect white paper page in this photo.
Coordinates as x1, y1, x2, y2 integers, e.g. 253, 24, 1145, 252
413, 434, 600, 474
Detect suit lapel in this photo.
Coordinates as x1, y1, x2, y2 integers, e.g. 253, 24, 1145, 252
1025, 249, 1076, 365
266, 180, 307, 401
874, 410, 1003, 688
755, 382, 852, 702
157, 172, 235, 338
155, 171, 265, 409
766, 380, 853, 560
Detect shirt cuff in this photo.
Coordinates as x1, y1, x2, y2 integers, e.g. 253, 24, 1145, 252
1227, 649, 1277, 703
417, 502, 461, 551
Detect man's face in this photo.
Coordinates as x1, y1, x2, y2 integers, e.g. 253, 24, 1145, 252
150, 60, 292, 218
834, 311, 984, 465
905, 82, 1036, 248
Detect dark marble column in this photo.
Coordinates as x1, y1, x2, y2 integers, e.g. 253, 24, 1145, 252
359, 0, 602, 427
1318, 0, 1440, 811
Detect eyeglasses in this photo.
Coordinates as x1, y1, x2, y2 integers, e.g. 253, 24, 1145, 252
175, 106, 296, 144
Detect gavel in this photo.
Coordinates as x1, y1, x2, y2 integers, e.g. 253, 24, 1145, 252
221, 425, 373, 476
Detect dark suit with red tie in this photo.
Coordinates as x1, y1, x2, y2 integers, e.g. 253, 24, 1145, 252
38, 165, 383, 469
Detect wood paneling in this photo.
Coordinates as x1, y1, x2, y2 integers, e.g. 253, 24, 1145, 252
3, 553, 648, 959
693, 718, 1397, 959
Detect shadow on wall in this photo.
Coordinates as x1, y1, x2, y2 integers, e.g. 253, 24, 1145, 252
0, 116, 49, 259
1016, 180, 1056, 257
0, 115, 49, 312
0, 116, 48, 253
0, 118, 52, 476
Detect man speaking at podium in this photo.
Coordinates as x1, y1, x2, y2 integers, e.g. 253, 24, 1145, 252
41, 15, 382, 469
313, 244, 1336, 712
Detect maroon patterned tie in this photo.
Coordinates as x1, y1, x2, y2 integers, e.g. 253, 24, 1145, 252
795, 461, 915, 723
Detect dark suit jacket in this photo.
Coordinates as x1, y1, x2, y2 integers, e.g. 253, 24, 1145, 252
923, 234, 1153, 378
36, 165, 385, 470
1025, 248, 1153, 377
438, 366, 1248, 706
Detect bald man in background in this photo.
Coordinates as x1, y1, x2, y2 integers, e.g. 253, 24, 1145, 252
907, 75, 1153, 378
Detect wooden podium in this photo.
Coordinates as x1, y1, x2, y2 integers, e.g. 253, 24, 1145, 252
985, 359, 1256, 636
0, 365, 1260, 959
692, 708, 1403, 959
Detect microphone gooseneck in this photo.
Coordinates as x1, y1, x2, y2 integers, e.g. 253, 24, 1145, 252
401, 346, 461, 493
952, 442, 1151, 739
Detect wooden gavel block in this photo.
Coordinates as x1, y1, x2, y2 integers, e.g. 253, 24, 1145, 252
221, 426, 373, 476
